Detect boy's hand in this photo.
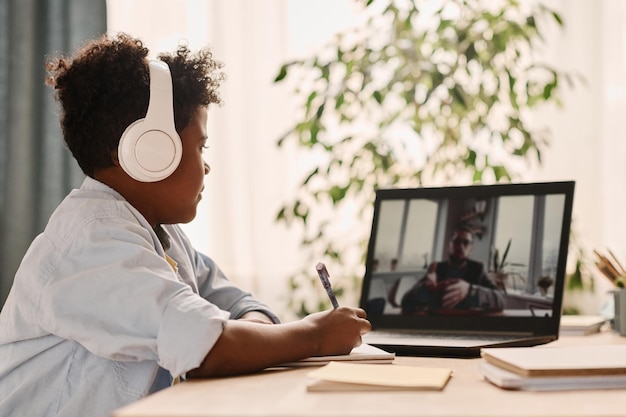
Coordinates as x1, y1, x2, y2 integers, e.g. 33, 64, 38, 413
302, 306, 371, 357
191, 306, 369, 377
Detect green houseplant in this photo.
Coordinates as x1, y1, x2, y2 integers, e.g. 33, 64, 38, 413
561, 234, 596, 315
275, 0, 574, 317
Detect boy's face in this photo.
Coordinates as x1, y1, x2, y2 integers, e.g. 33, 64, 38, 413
144, 107, 210, 225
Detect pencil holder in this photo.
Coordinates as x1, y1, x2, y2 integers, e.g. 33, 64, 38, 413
613, 289, 626, 336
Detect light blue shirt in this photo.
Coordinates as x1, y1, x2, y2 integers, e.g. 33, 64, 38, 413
0, 177, 279, 417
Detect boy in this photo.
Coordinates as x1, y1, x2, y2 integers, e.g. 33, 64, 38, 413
0, 33, 370, 417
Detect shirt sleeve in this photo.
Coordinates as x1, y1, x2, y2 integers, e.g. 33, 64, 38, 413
36, 217, 229, 378
164, 225, 281, 324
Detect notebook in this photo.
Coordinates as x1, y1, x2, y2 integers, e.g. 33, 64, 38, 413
359, 181, 575, 357
481, 345, 626, 377
277, 343, 395, 367
306, 361, 452, 392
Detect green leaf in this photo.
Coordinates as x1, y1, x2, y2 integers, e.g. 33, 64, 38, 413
288, 276, 298, 291
543, 78, 557, 100
567, 259, 584, 290
276, 129, 292, 147
464, 43, 477, 62
373, 90, 383, 104
293, 201, 309, 224
451, 85, 467, 107
305, 92, 318, 114
316, 103, 326, 119
275, 207, 286, 221
493, 249, 500, 272
467, 150, 477, 166
297, 301, 310, 318
328, 185, 349, 205
499, 239, 512, 271
335, 92, 345, 109
320, 65, 330, 81
307, 123, 319, 146
492, 165, 510, 181
303, 168, 320, 185
274, 64, 288, 82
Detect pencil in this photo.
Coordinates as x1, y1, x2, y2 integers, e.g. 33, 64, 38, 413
315, 262, 339, 309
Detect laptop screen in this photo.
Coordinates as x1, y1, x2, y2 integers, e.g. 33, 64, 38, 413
360, 181, 575, 335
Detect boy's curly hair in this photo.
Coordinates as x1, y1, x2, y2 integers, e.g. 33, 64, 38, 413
45, 33, 224, 177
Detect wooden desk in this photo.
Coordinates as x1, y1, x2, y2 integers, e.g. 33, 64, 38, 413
113, 331, 626, 417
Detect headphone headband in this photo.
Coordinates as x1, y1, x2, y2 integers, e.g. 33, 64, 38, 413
117, 59, 182, 182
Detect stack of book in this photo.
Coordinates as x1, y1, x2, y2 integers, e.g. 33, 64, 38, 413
479, 345, 626, 391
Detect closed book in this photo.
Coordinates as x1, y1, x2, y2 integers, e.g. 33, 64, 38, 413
306, 361, 451, 392
481, 345, 626, 377
479, 361, 626, 391
559, 315, 606, 336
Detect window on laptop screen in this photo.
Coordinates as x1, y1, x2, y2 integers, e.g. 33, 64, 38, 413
362, 182, 574, 320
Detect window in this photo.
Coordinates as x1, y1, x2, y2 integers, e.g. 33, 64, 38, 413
492, 194, 564, 296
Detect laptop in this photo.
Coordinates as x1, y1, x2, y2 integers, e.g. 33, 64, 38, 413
360, 181, 575, 357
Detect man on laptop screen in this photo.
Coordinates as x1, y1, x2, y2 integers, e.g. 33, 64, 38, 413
401, 225, 504, 314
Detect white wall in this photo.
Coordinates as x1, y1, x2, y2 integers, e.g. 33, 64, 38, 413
528, 1, 626, 312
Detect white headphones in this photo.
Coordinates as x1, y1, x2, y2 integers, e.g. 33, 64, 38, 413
118, 59, 182, 182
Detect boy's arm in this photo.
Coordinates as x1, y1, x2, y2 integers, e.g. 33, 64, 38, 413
187, 306, 370, 378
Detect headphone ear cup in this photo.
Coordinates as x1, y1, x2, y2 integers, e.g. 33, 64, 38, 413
117, 60, 181, 182
118, 118, 182, 182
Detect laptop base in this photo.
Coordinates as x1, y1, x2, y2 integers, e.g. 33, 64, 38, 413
367, 335, 557, 358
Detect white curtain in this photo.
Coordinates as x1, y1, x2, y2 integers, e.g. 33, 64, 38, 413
107, 0, 626, 318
